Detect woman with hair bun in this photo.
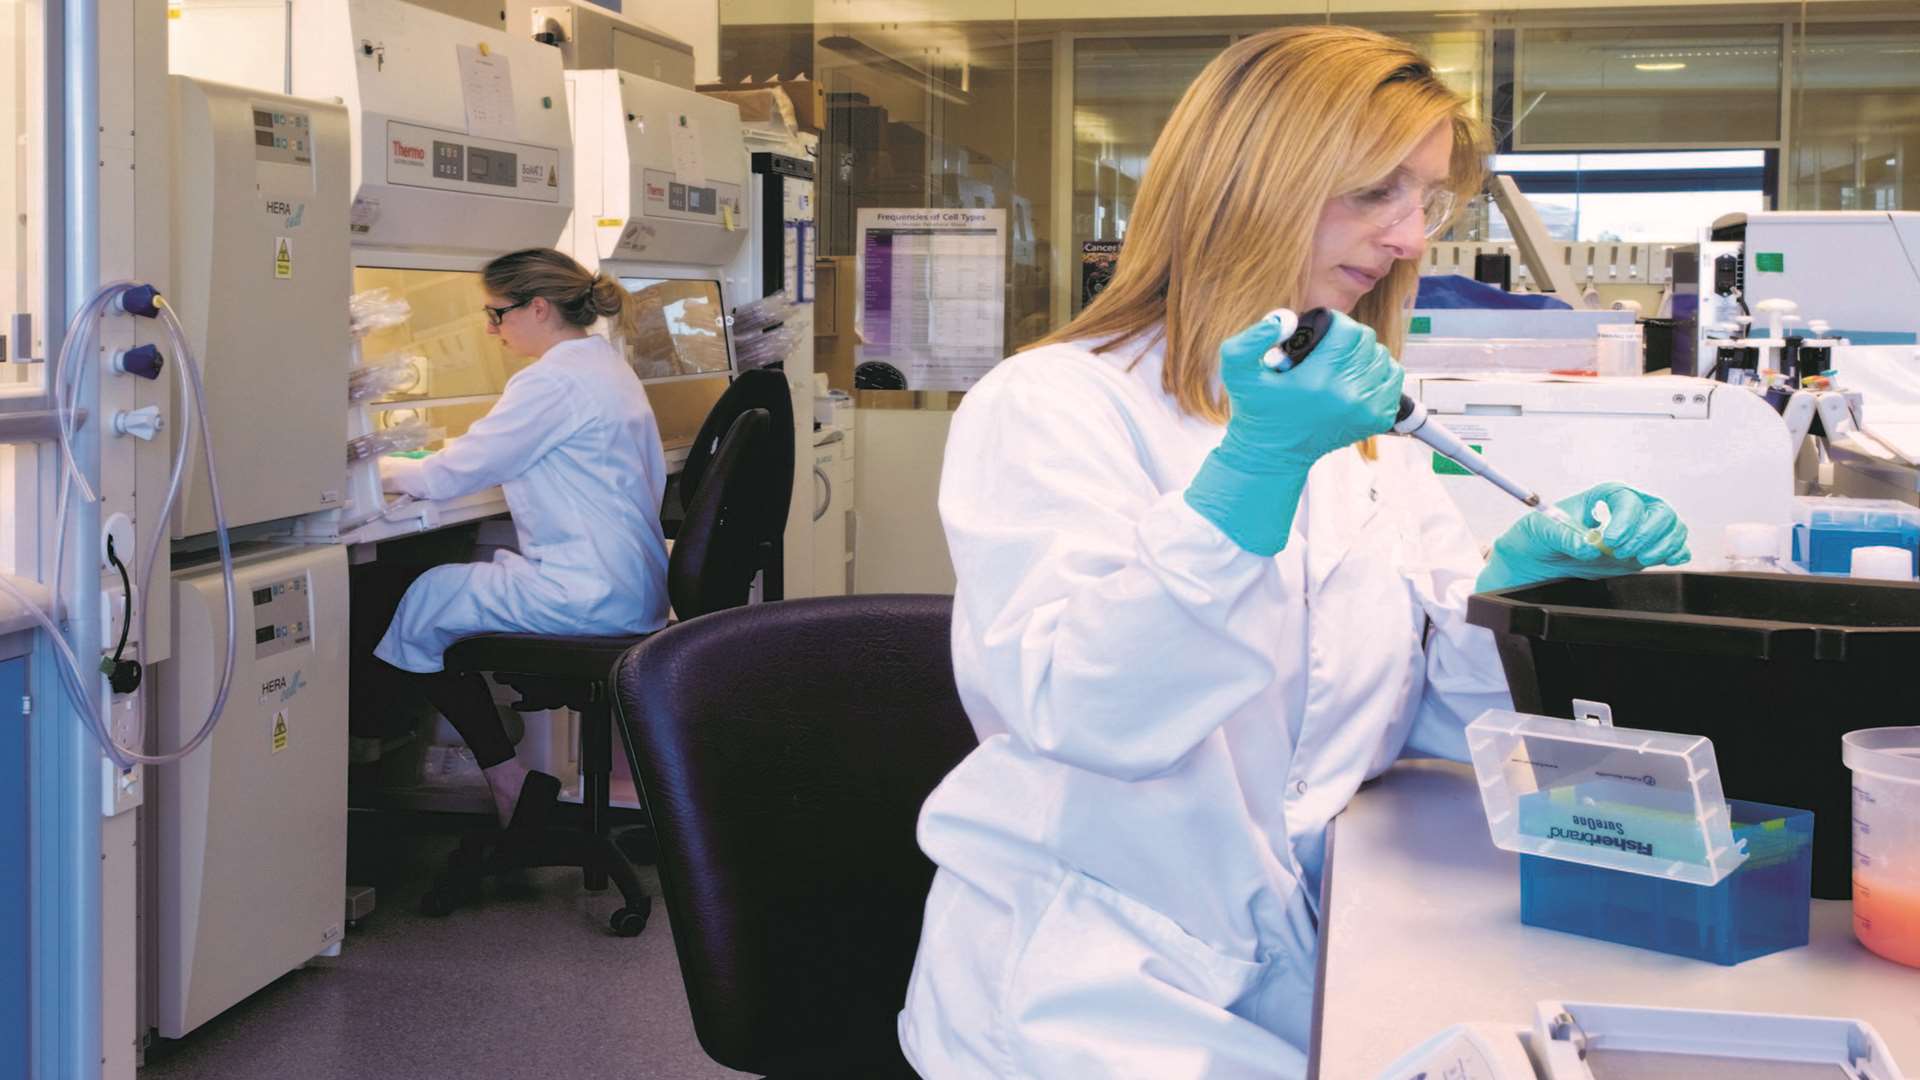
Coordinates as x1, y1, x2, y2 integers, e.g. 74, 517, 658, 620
375, 247, 669, 830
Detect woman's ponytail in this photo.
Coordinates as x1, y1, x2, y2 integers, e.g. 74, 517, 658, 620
589, 272, 643, 350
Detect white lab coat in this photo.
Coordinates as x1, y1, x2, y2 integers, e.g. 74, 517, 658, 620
898, 333, 1512, 1078
374, 333, 670, 673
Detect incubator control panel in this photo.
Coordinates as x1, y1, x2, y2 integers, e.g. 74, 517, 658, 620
251, 573, 312, 661
251, 106, 312, 166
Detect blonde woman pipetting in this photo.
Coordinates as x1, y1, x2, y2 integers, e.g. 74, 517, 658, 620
899, 26, 1690, 1077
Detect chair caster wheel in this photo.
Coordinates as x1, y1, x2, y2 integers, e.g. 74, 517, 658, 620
420, 887, 459, 917
609, 901, 651, 937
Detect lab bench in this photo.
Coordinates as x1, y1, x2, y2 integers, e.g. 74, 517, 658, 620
1309, 759, 1920, 1079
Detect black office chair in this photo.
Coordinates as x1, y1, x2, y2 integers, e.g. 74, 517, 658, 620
678, 368, 794, 599
422, 400, 787, 934
611, 594, 978, 1079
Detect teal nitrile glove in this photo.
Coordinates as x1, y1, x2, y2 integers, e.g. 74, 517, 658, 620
1185, 310, 1405, 556
1476, 481, 1693, 592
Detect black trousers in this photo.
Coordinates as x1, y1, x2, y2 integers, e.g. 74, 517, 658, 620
408, 667, 517, 769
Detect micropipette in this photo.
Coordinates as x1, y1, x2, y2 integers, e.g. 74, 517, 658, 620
1258, 307, 1612, 552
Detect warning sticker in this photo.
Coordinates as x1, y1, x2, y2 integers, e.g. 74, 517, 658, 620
274, 237, 293, 279
271, 709, 289, 753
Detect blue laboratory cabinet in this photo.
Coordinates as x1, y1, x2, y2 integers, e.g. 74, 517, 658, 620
1, 651, 25, 1078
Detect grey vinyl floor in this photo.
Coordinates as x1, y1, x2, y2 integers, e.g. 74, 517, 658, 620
138, 809, 752, 1080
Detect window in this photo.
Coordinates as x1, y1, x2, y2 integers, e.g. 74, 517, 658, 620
1487, 150, 1769, 241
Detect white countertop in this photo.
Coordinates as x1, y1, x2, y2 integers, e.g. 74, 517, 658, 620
1312, 760, 1920, 1078
324, 445, 692, 550
0, 575, 52, 637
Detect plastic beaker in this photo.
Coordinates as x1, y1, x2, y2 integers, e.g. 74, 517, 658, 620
1843, 727, 1920, 967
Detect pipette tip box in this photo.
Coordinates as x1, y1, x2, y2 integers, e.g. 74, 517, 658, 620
1519, 799, 1813, 965
1791, 496, 1920, 576
1467, 708, 1813, 965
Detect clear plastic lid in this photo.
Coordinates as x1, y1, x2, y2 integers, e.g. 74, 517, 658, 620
1466, 706, 1748, 885
1794, 495, 1920, 530
1724, 522, 1780, 560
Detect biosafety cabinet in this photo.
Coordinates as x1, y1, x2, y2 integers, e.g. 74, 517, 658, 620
173, 1, 574, 255
564, 68, 748, 452
565, 69, 746, 278
175, 0, 580, 543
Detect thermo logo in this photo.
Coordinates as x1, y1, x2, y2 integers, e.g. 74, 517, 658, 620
391, 140, 426, 161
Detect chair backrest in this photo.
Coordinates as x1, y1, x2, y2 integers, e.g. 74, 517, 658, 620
666, 407, 783, 621
612, 595, 977, 1078
679, 367, 794, 528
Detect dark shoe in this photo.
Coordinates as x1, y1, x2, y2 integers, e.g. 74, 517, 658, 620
506, 770, 562, 833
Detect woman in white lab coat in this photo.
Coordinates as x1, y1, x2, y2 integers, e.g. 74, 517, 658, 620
376, 248, 671, 830
898, 27, 1692, 1078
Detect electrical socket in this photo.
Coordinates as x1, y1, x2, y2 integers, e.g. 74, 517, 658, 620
105, 688, 140, 749
101, 757, 142, 817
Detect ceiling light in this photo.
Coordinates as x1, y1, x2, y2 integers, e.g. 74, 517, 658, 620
1634, 62, 1687, 72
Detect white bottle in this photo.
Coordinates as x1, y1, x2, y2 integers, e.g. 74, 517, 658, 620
1724, 523, 1781, 573
1849, 546, 1914, 581
1595, 322, 1643, 377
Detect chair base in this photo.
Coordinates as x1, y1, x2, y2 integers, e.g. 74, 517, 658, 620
419, 822, 654, 938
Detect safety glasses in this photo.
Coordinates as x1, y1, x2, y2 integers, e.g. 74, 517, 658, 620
482, 297, 533, 327
1339, 173, 1458, 239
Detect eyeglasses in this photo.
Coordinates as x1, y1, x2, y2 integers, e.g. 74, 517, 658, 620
482, 297, 533, 327
1339, 173, 1458, 239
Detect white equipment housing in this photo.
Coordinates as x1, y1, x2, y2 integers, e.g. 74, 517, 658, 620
508, 1, 696, 88
1715, 211, 1920, 346
1382, 1000, 1904, 1080
174, 1, 575, 258
151, 544, 349, 1038
565, 69, 747, 451
175, 0, 579, 545
167, 76, 352, 537
1406, 375, 1795, 568
566, 69, 746, 276
1820, 345, 1920, 505
301, 0, 573, 258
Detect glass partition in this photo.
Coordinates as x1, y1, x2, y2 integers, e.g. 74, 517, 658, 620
1071, 36, 1226, 317
352, 267, 532, 416
619, 277, 734, 379
1790, 20, 1920, 211
1518, 25, 1782, 147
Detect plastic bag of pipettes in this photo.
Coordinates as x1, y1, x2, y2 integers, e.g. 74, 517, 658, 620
348, 351, 426, 402
349, 288, 413, 339
731, 293, 798, 336
348, 417, 444, 462
735, 322, 802, 371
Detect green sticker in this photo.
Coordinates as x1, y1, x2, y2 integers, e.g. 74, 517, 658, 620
1432, 446, 1484, 475
1409, 316, 1433, 334
1755, 252, 1784, 273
